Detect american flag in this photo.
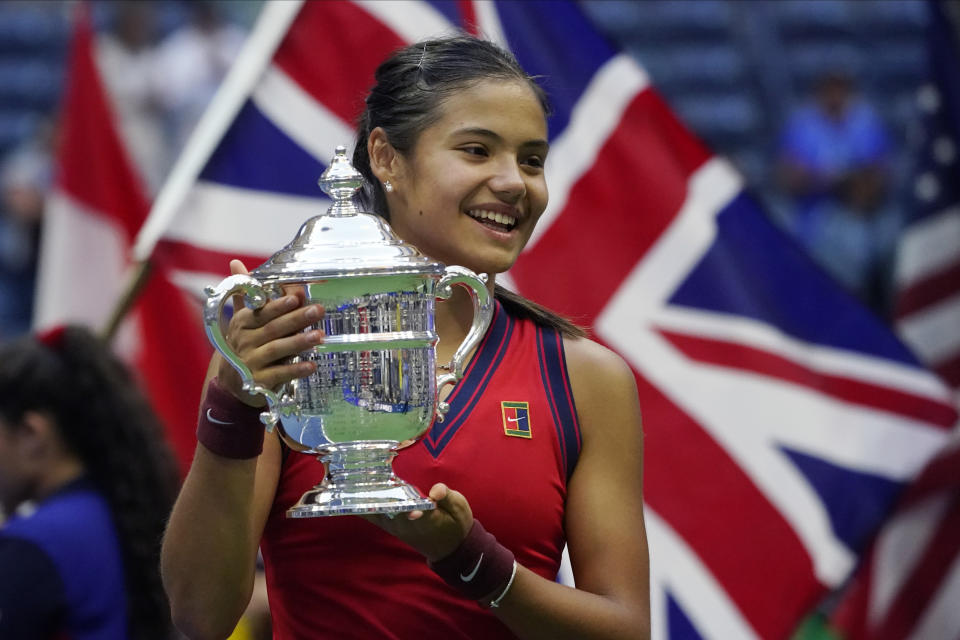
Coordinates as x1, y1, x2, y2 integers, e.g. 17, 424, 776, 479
41, 1, 959, 638
893, 0, 960, 397
831, 437, 960, 639
830, 3, 960, 638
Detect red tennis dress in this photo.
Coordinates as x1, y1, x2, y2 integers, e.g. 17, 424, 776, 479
260, 301, 582, 639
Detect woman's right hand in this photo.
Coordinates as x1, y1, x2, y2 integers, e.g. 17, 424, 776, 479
217, 259, 326, 406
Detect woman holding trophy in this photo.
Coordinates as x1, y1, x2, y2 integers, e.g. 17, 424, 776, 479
162, 36, 649, 639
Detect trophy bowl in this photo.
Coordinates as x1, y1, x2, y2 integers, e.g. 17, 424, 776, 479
203, 147, 493, 517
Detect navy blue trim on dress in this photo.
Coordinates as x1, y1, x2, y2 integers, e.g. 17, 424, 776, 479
536, 326, 582, 480
423, 301, 515, 457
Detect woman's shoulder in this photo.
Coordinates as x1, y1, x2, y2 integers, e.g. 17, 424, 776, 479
1, 482, 119, 564
561, 335, 640, 426
562, 334, 635, 387
1, 484, 126, 638
560, 335, 642, 460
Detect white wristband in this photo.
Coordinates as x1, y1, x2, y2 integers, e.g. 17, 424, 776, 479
488, 561, 518, 609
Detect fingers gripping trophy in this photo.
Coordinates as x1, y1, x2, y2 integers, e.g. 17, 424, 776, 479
203, 147, 493, 517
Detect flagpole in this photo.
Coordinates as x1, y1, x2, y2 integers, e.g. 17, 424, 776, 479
100, 260, 152, 341
100, 0, 304, 342
131, 0, 304, 263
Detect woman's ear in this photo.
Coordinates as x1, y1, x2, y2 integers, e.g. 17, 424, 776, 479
367, 127, 403, 184
16, 411, 59, 459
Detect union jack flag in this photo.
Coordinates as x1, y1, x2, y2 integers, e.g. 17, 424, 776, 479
42, 1, 958, 638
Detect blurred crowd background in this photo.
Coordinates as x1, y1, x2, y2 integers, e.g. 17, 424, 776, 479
0, 0, 937, 338
0, 0, 259, 341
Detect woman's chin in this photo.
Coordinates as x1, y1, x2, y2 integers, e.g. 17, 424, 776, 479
460, 255, 516, 279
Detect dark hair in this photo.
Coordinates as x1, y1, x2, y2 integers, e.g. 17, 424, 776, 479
0, 327, 178, 640
353, 35, 586, 338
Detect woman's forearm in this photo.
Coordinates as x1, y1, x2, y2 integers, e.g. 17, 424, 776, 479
161, 446, 265, 640
493, 566, 649, 640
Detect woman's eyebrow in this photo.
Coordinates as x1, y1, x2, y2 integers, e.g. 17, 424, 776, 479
450, 126, 502, 140
450, 127, 549, 150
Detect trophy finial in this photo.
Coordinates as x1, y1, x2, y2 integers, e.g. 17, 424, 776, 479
318, 145, 364, 216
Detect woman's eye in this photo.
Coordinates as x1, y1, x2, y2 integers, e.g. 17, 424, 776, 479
523, 155, 545, 169
460, 145, 488, 157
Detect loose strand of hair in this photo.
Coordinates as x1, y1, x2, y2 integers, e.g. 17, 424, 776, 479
493, 284, 587, 338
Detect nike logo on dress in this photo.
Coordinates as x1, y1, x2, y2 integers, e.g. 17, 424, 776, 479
507, 416, 522, 423
460, 553, 483, 582
206, 408, 233, 425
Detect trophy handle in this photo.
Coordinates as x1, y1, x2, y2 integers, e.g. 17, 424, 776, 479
434, 266, 494, 421
202, 274, 283, 431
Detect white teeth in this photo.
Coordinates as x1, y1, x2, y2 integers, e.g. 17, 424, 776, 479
468, 210, 517, 227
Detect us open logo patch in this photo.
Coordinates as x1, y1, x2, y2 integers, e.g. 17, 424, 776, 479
501, 401, 532, 438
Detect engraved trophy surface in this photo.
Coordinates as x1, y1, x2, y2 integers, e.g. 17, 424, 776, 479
204, 147, 493, 517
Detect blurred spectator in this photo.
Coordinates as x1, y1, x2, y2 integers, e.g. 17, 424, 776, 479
0, 326, 178, 639
793, 186, 903, 313
152, 1, 245, 153
96, 1, 168, 193
775, 71, 901, 313
0, 120, 55, 340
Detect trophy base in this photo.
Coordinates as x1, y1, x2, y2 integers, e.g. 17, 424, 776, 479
286, 440, 435, 518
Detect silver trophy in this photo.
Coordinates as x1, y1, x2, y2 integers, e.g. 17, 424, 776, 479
204, 147, 493, 517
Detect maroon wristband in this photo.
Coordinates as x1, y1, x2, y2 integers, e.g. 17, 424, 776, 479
428, 520, 515, 602
196, 378, 265, 459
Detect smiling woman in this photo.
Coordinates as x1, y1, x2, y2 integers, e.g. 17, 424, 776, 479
354, 36, 583, 340
367, 78, 548, 276
162, 36, 650, 640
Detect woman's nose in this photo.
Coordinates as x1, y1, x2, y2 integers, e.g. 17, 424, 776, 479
490, 167, 527, 204
489, 158, 526, 203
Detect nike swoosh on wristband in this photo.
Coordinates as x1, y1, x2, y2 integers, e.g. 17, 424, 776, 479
461, 553, 483, 582
206, 408, 234, 426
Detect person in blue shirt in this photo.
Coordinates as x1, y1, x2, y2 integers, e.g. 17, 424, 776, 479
776, 71, 900, 313
0, 326, 178, 640
777, 71, 892, 214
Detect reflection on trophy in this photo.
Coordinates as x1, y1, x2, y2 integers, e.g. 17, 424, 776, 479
203, 146, 493, 517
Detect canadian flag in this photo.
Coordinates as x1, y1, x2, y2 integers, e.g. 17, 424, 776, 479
33, 6, 209, 473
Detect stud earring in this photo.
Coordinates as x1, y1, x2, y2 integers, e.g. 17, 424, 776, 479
383, 180, 394, 193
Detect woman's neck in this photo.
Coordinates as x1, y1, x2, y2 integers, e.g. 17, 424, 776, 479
34, 456, 86, 504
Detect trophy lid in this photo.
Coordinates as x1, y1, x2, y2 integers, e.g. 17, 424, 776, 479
251, 146, 444, 281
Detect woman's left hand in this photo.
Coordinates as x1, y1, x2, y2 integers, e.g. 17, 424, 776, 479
362, 483, 473, 562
